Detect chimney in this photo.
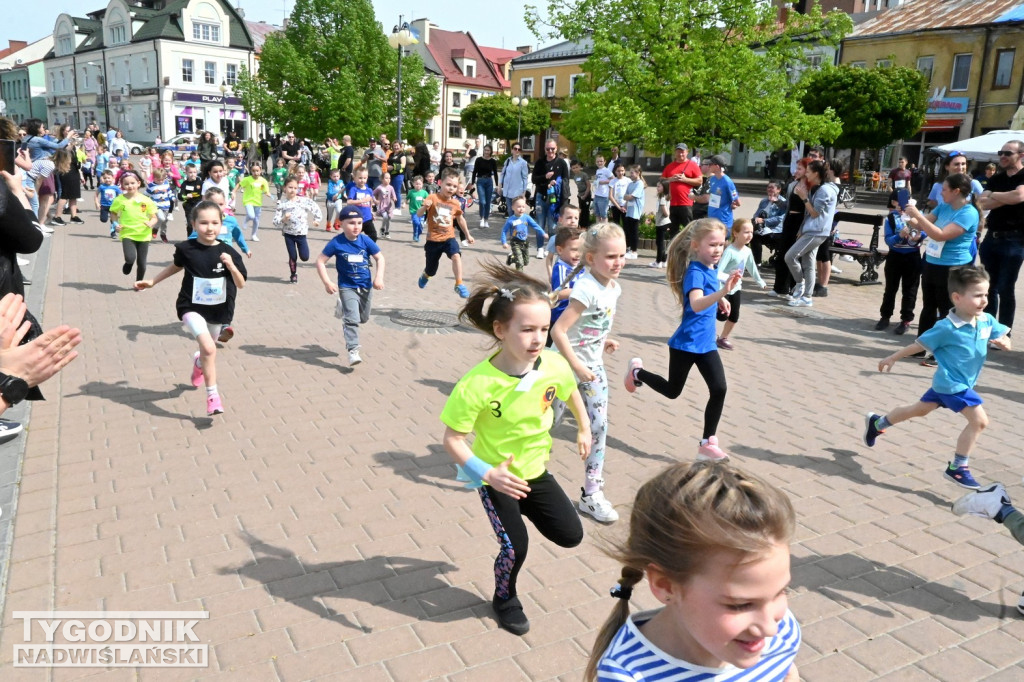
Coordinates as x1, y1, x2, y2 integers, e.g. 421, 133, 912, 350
411, 18, 431, 45
516, 45, 532, 54
236, 3, 245, 17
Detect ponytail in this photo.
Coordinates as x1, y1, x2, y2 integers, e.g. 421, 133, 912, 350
584, 566, 644, 681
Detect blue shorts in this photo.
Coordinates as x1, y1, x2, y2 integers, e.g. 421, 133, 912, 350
424, 238, 461, 277
921, 388, 983, 413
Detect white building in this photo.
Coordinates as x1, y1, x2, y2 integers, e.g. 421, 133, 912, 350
45, 0, 272, 143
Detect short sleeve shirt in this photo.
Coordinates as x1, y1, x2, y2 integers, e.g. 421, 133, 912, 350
347, 185, 375, 222
321, 233, 380, 289
889, 168, 912, 189
708, 175, 739, 228
440, 350, 578, 481
110, 193, 157, 242
173, 239, 247, 324
926, 202, 978, 266
240, 176, 270, 206
626, 180, 645, 220
985, 167, 1024, 233
918, 312, 1008, 394
550, 260, 584, 326
593, 167, 613, 198
669, 261, 719, 353
661, 159, 702, 206
424, 193, 463, 242
565, 273, 621, 369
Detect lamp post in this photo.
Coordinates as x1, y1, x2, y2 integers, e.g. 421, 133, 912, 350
388, 16, 415, 144
511, 96, 529, 145
219, 81, 227, 137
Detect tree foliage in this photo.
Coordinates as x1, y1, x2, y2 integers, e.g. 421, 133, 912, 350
234, 0, 438, 141
800, 64, 929, 150
525, 0, 852, 153
460, 95, 552, 142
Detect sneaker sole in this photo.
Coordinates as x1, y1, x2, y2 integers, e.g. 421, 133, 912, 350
577, 503, 619, 523
218, 328, 234, 343
696, 453, 730, 462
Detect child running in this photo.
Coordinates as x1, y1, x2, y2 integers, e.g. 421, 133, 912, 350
202, 161, 231, 213
134, 200, 248, 416
373, 171, 397, 239
346, 168, 378, 241
440, 261, 591, 635
146, 167, 173, 243
716, 218, 766, 350
549, 226, 583, 343
192, 187, 251, 343
550, 222, 626, 523
865, 264, 1011, 489
271, 157, 288, 199
95, 169, 121, 238
501, 196, 545, 272
315, 205, 385, 366
624, 219, 743, 460
235, 162, 272, 242
325, 168, 344, 231
588, 460, 801, 681
407, 175, 428, 242
273, 175, 322, 284
417, 167, 473, 297
178, 163, 205, 241
109, 170, 158, 282
545, 204, 581, 281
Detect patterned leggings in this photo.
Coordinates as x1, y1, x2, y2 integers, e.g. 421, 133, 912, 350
580, 364, 609, 495
478, 472, 583, 599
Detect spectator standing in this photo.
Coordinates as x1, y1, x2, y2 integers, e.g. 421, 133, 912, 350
531, 141, 570, 238
658, 143, 703, 266
705, 155, 740, 229
978, 139, 1024, 331
429, 141, 442, 174
364, 139, 386, 190
499, 144, 529, 209
888, 157, 912, 193
472, 145, 499, 228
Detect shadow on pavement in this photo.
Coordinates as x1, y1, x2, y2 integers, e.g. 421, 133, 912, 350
415, 378, 456, 395
67, 380, 195, 421
120, 321, 188, 342
60, 281, 123, 295
239, 343, 350, 373
372, 445, 464, 491
221, 533, 483, 632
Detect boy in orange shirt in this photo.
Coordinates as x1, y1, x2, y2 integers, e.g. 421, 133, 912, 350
417, 168, 474, 297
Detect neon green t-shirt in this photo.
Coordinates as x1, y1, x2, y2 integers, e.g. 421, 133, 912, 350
239, 176, 270, 206
110, 193, 157, 242
272, 167, 288, 187
440, 350, 577, 482
329, 145, 342, 170
407, 188, 428, 213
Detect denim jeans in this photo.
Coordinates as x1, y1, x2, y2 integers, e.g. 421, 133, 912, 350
390, 174, 404, 209
476, 177, 493, 219
537, 204, 556, 247
244, 205, 262, 236
979, 233, 1024, 329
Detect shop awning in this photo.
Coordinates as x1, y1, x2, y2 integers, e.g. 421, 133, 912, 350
920, 118, 962, 131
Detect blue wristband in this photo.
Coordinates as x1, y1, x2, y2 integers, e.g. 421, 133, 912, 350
462, 455, 493, 483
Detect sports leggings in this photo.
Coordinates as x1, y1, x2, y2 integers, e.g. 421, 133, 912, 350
122, 239, 150, 281
580, 364, 609, 495
636, 348, 727, 439
284, 233, 309, 275
478, 472, 583, 599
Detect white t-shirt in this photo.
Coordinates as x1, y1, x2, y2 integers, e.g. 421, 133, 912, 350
565, 272, 620, 369
593, 167, 613, 198
611, 177, 630, 206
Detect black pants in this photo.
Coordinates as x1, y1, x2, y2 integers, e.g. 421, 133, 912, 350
773, 221, 801, 295
717, 291, 741, 323
751, 232, 781, 266
578, 198, 592, 227
623, 216, 640, 252
880, 250, 922, 322
609, 206, 624, 227
636, 348, 727, 439
918, 260, 955, 336
285, 234, 310, 276
122, 239, 150, 281
361, 219, 378, 242
478, 471, 583, 599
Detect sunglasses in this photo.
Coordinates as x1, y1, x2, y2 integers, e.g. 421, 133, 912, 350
998, 150, 1018, 157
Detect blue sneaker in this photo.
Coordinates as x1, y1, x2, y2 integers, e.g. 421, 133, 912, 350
863, 412, 884, 447
454, 283, 470, 298
944, 463, 981, 490
418, 273, 429, 289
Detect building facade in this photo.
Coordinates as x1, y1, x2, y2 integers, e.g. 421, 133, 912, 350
0, 38, 52, 123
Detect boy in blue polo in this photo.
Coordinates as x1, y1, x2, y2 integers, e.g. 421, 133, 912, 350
315, 205, 385, 366
864, 265, 1011, 489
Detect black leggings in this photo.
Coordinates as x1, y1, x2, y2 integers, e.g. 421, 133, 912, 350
622, 216, 640, 252
918, 260, 954, 336
122, 239, 150, 281
478, 471, 583, 600
636, 348, 727, 439
284, 234, 310, 275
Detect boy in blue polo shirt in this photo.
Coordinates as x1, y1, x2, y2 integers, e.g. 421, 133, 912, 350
864, 265, 1011, 489
315, 205, 385, 366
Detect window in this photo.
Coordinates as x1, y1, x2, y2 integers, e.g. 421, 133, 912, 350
60, 71, 66, 92
543, 77, 556, 98
951, 53, 972, 91
58, 36, 73, 55
570, 74, 585, 95
464, 63, 475, 78
82, 68, 90, 89
182, 59, 194, 83
142, 57, 150, 83
916, 56, 934, 85
876, 59, 892, 68
993, 49, 1015, 89
452, 92, 461, 108
807, 54, 823, 69
849, 61, 866, 69
226, 63, 237, 86
521, 79, 533, 97
448, 120, 462, 138
470, 93, 478, 104
110, 24, 126, 45
193, 22, 221, 43
204, 61, 216, 85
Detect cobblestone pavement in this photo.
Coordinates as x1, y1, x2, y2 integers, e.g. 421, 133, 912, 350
1, 191, 1023, 681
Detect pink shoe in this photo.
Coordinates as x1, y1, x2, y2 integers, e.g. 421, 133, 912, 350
190, 351, 204, 387
207, 393, 224, 415
624, 357, 643, 393
697, 436, 730, 461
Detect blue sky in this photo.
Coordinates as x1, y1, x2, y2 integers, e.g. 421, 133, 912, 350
1, 0, 540, 55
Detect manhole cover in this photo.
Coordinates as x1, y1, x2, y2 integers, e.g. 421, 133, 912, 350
374, 309, 470, 335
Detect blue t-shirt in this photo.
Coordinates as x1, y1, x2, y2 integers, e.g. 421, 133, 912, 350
346, 185, 374, 222
321, 233, 380, 289
625, 180, 645, 220
326, 178, 344, 202
550, 259, 584, 325
501, 214, 545, 244
918, 312, 1008, 394
926, 202, 978, 266
97, 183, 121, 208
708, 175, 739, 228
95, 153, 110, 174
668, 261, 719, 354
147, 181, 173, 211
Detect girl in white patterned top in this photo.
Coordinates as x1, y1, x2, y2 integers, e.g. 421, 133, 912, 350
273, 175, 322, 283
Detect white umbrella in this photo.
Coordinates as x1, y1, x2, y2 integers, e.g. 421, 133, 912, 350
930, 130, 1024, 163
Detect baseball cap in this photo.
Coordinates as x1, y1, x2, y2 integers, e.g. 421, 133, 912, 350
675, 143, 688, 151
708, 155, 726, 167
337, 205, 363, 221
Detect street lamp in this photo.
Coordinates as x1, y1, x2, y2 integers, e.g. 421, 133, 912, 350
511, 96, 529, 145
388, 16, 415, 144
219, 80, 227, 137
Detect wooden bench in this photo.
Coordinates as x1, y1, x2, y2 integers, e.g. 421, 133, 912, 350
830, 211, 886, 285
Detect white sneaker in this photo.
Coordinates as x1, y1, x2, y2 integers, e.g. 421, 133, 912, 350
40, 225, 54, 235
832, 266, 843, 274
536, 248, 545, 259
952, 483, 1009, 519
167, 213, 175, 221
251, 234, 260, 242
788, 296, 813, 307
461, 239, 469, 247
16, 257, 29, 266
484, 219, 489, 228
579, 490, 619, 523
480, 218, 486, 228
348, 349, 362, 366
393, 209, 401, 216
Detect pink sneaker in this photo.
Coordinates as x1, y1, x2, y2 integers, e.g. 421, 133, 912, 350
207, 393, 224, 416
190, 351, 204, 387
624, 357, 643, 393
697, 436, 730, 461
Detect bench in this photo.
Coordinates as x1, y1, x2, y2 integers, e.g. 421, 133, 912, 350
830, 211, 886, 285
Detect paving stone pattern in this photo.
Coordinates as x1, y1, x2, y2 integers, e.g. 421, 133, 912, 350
1, 192, 1023, 680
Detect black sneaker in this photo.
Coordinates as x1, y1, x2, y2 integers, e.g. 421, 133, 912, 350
813, 284, 828, 297
921, 353, 937, 368
492, 595, 530, 635
51, 217, 66, 226
122, 262, 133, 275
863, 412, 884, 447
0, 419, 24, 438
874, 318, 890, 331
895, 321, 911, 335
69, 216, 85, 224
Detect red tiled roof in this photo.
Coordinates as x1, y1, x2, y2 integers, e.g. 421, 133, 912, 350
479, 46, 523, 88
245, 20, 280, 54
852, 0, 1024, 37
424, 28, 504, 90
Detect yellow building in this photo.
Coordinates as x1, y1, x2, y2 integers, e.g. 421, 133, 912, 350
841, 0, 1024, 165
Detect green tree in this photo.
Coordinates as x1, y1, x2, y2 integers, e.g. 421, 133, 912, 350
234, 0, 438, 141
460, 95, 551, 143
801, 64, 929, 150
526, 0, 852, 153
